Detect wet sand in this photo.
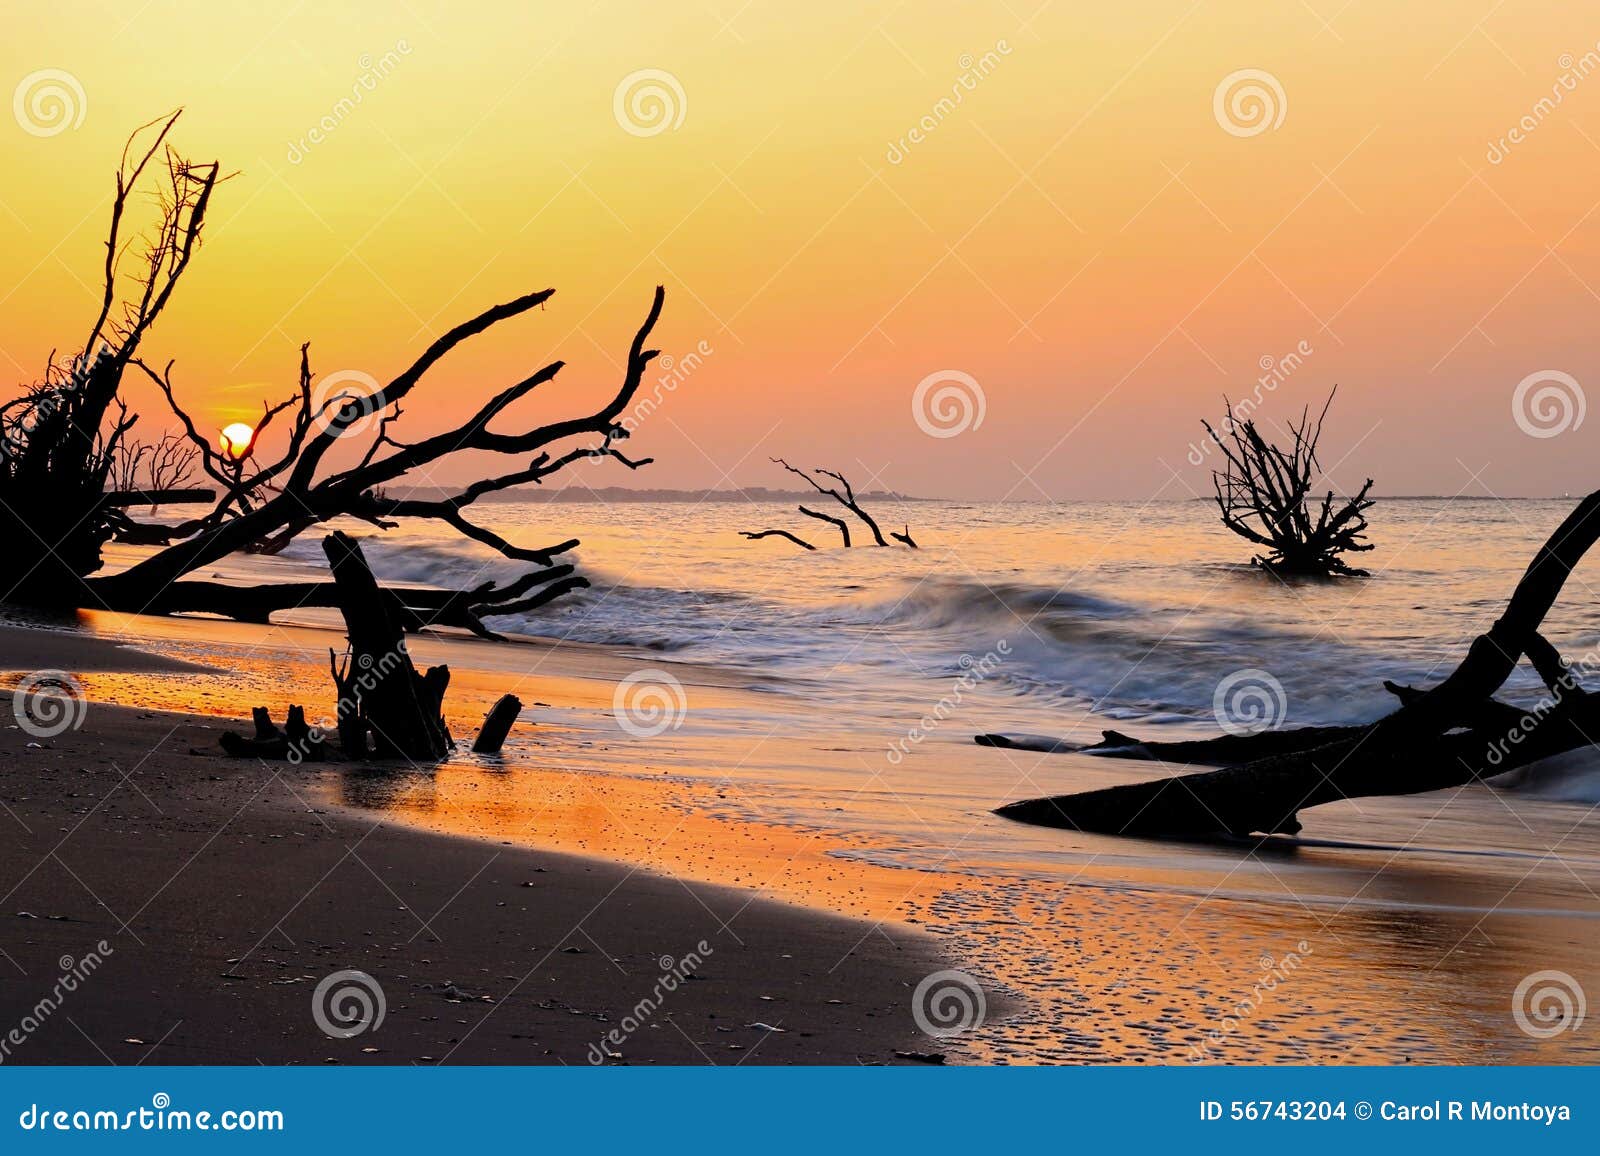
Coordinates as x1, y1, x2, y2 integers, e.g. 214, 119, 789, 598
5, 614, 1598, 1065
0, 627, 950, 1065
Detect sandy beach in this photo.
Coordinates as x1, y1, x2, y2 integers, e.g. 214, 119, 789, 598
0, 626, 953, 1065
7, 575, 1599, 1068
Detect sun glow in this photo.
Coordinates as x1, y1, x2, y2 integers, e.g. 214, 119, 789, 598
219, 422, 255, 461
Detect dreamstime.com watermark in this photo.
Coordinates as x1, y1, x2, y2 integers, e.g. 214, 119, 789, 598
1188, 940, 1313, 1062
613, 69, 686, 137
286, 41, 413, 164
613, 669, 688, 738
17, 1094, 283, 1133
1212, 668, 1287, 735
1186, 340, 1314, 466
1483, 639, 1600, 770
0, 942, 113, 1064
1512, 969, 1586, 1039
887, 641, 1010, 765
620, 339, 712, 434
912, 370, 986, 438
309, 369, 385, 439
1511, 369, 1584, 439
886, 42, 1013, 165
311, 969, 386, 1039
587, 942, 712, 1062
1213, 68, 1286, 137
280, 647, 408, 765
11, 669, 87, 739
912, 969, 987, 1038
1487, 47, 1600, 165
12, 68, 86, 137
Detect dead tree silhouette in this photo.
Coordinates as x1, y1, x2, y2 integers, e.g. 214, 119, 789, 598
740, 459, 918, 550
1202, 387, 1373, 576
0, 112, 665, 641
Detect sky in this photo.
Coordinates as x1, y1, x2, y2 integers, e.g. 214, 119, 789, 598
2, 1, 1599, 500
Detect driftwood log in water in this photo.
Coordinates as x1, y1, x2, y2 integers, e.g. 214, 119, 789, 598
741, 460, 918, 550
992, 490, 1600, 838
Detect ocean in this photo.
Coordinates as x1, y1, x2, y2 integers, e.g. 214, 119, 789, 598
36, 495, 1600, 1062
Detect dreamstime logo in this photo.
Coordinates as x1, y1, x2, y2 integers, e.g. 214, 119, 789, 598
887, 641, 1010, 765
13, 69, 86, 137
1512, 970, 1586, 1039
912, 370, 985, 438
12, 670, 87, 738
1212, 668, 1286, 735
613, 69, 686, 137
311, 969, 386, 1039
310, 369, 385, 439
1487, 46, 1600, 165
612, 669, 687, 738
885, 41, 1013, 164
1185, 340, 1313, 466
1188, 940, 1312, 1062
1213, 69, 1286, 137
1512, 370, 1584, 439
587, 941, 712, 1063
0, 941, 113, 1064
621, 339, 713, 434
286, 41, 412, 165
912, 970, 986, 1037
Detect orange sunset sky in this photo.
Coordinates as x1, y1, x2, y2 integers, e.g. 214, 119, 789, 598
3, 1, 1599, 500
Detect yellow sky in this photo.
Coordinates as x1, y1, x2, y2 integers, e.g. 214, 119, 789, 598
3, 1, 1599, 498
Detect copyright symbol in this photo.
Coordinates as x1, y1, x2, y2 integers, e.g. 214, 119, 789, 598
1355, 1101, 1373, 1120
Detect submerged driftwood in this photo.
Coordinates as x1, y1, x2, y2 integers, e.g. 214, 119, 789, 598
741, 460, 918, 549
992, 489, 1600, 839
1203, 387, 1374, 576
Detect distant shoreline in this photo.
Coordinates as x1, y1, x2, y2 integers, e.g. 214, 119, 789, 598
135, 488, 1585, 506
387, 489, 1581, 504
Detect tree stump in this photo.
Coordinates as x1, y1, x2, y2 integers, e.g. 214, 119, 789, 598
323, 531, 452, 761
472, 694, 523, 754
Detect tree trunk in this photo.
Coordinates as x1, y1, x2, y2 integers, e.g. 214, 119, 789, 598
994, 490, 1600, 838
323, 531, 452, 760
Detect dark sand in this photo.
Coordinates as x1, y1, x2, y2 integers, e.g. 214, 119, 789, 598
0, 629, 948, 1065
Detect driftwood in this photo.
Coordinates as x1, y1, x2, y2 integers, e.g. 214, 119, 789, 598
741, 459, 917, 549
738, 528, 817, 550
324, 532, 452, 760
220, 705, 325, 761
1203, 387, 1374, 576
993, 490, 1600, 838
133, 565, 586, 640
472, 694, 523, 754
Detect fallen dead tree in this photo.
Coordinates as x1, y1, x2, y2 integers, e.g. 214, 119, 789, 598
992, 489, 1600, 838
1, 111, 664, 632
740, 459, 917, 549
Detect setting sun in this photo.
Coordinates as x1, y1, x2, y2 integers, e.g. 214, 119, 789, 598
219, 422, 255, 461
